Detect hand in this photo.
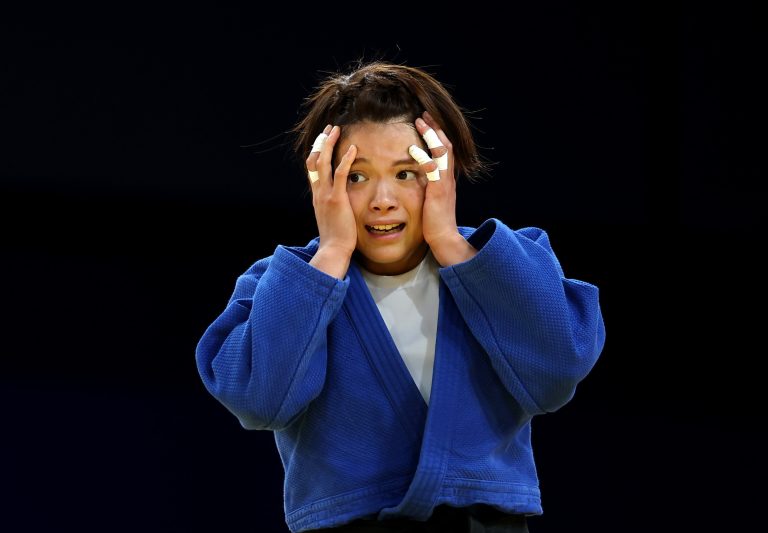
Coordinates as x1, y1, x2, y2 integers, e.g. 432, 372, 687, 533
413, 112, 477, 266
306, 125, 358, 279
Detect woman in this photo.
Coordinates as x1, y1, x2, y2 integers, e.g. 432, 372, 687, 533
196, 60, 606, 532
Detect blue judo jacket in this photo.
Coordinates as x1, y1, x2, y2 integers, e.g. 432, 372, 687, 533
196, 218, 606, 532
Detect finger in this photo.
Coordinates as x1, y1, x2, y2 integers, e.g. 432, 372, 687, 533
421, 112, 453, 174
415, 117, 448, 171
422, 111, 444, 134
334, 143, 357, 192
311, 130, 330, 153
422, 111, 451, 149
408, 145, 440, 181
306, 124, 333, 183
316, 125, 340, 183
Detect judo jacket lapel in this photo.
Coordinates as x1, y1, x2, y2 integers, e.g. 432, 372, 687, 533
343, 262, 428, 438
344, 262, 469, 520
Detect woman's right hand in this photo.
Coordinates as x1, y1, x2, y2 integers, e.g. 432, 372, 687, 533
306, 125, 358, 279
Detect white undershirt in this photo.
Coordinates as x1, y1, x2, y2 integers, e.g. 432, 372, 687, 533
360, 251, 440, 404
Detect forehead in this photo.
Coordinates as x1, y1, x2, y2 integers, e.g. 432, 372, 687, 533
338, 121, 422, 159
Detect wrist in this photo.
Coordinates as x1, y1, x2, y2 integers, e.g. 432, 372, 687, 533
428, 231, 477, 267
310, 245, 353, 280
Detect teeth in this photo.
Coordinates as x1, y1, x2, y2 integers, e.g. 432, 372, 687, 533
371, 224, 400, 231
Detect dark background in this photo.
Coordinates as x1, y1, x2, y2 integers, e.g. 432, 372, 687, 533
2, 4, 765, 532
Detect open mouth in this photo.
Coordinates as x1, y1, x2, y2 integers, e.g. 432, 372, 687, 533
366, 223, 405, 234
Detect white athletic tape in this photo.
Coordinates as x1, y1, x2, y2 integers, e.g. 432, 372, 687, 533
435, 153, 448, 171
422, 128, 448, 170
308, 170, 320, 183
408, 145, 440, 181
408, 145, 431, 165
311, 133, 328, 153
422, 128, 443, 149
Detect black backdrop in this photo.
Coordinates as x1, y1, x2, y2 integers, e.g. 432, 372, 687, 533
2, 4, 765, 532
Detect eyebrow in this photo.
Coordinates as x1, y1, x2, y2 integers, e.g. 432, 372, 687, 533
352, 157, 417, 167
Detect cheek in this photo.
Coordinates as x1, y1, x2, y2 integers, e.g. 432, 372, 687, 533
405, 189, 426, 218
346, 189, 367, 221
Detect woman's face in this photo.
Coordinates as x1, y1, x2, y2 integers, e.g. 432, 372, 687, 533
335, 121, 429, 276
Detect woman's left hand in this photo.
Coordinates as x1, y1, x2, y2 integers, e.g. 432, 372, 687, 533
413, 111, 477, 266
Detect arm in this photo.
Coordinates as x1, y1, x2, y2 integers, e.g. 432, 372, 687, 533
197, 126, 359, 430
195, 245, 349, 430
440, 218, 606, 415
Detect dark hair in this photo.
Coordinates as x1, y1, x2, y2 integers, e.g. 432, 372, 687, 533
291, 60, 489, 182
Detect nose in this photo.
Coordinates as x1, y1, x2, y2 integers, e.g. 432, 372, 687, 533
369, 179, 398, 212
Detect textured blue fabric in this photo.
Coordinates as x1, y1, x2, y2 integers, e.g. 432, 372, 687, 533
196, 218, 606, 532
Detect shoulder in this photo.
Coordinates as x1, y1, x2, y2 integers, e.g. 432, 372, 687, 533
242, 236, 321, 277
458, 219, 549, 246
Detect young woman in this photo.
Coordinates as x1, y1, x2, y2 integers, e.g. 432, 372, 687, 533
196, 61, 606, 532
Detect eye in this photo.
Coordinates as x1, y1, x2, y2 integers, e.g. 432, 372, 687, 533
396, 170, 418, 181
348, 172, 368, 183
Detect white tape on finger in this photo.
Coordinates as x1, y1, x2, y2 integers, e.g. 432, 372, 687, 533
311, 133, 329, 153
409, 145, 440, 181
422, 128, 443, 149
420, 130, 448, 171
308, 170, 320, 183
409, 145, 431, 165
